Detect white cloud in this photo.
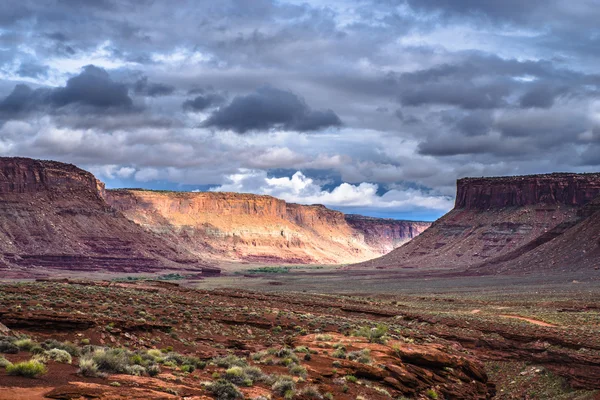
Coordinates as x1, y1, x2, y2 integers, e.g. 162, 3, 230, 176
210, 169, 453, 211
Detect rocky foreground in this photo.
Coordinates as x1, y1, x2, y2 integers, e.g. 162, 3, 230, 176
1, 279, 599, 399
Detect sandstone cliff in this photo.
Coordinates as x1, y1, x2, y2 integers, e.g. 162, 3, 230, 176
0, 157, 205, 277
472, 195, 600, 274
345, 215, 430, 254
356, 173, 600, 270
105, 189, 430, 264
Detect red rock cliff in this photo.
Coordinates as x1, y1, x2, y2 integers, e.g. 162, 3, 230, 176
456, 173, 600, 210
106, 189, 425, 264
0, 157, 204, 277
356, 172, 600, 270
345, 215, 431, 254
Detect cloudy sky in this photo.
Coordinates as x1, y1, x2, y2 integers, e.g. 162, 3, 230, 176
1, 0, 600, 220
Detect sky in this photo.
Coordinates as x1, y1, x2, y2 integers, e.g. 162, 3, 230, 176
1, 1, 600, 221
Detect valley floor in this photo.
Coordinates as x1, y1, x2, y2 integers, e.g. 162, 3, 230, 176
0, 267, 599, 399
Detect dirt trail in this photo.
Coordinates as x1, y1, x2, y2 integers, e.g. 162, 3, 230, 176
500, 314, 558, 327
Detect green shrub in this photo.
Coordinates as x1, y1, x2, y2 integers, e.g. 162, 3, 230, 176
14, 338, 37, 351
300, 385, 323, 399
272, 375, 296, 396
426, 389, 439, 399
124, 364, 146, 376
224, 366, 247, 384
289, 364, 307, 378
0, 340, 18, 354
147, 364, 161, 377
41, 339, 81, 356
242, 366, 265, 382
7, 360, 47, 378
347, 349, 371, 364
332, 348, 346, 359
345, 375, 358, 383
42, 348, 73, 364
78, 357, 100, 377
352, 325, 388, 344
214, 354, 247, 368
207, 379, 243, 400
0, 356, 13, 368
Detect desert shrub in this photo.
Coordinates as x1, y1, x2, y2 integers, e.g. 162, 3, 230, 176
242, 365, 265, 382
272, 375, 296, 396
352, 324, 388, 344
289, 364, 307, 378
124, 364, 146, 376
294, 346, 309, 353
426, 389, 439, 399
347, 349, 371, 364
0, 340, 18, 354
41, 339, 81, 356
88, 348, 130, 373
146, 349, 163, 360
214, 354, 247, 368
7, 360, 47, 378
224, 366, 248, 384
14, 338, 37, 351
316, 334, 333, 341
332, 348, 346, 359
300, 385, 323, 399
207, 379, 243, 400
41, 348, 72, 364
345, 375, 358, 383
79, 347, 156, 377
0, 356, 13, 368
147, 364, 161, 377
78, 357, 100, 377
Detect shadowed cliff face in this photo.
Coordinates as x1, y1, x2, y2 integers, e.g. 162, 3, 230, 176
356, 173, 600, 271
0, 157, 205, 277
105, 190, 430, 264
345, 215, 431, 254
456, 174, 600, 209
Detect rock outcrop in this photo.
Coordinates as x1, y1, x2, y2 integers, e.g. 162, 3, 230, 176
356, 173, 600, 270
106, 189, 430, 264
0, 157, 205, 277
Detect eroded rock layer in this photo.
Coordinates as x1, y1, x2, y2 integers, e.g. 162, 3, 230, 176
357, 173, 600, 270
0, 157, 204, 277
105, 189, 430, 264
473, 196, 600, 274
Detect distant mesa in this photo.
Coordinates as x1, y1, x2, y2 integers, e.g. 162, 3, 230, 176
356, 172, 600, 273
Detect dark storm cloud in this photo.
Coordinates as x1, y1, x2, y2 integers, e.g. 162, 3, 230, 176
182, 93, 225, 112
203, 86, 342, 133
16, 62, 50, 78
0, 65, 132, 116
518, 85, 567, 109
455, 111, 492, 137
51, 65, 132, 108
405, 0, 547, 22
390, 54, 600, 111
132, 77, 175, 97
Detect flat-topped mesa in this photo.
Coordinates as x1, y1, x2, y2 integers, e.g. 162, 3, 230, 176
0, 157, 101, 195
354, 172, 600, 271
456, 173, 600, 210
